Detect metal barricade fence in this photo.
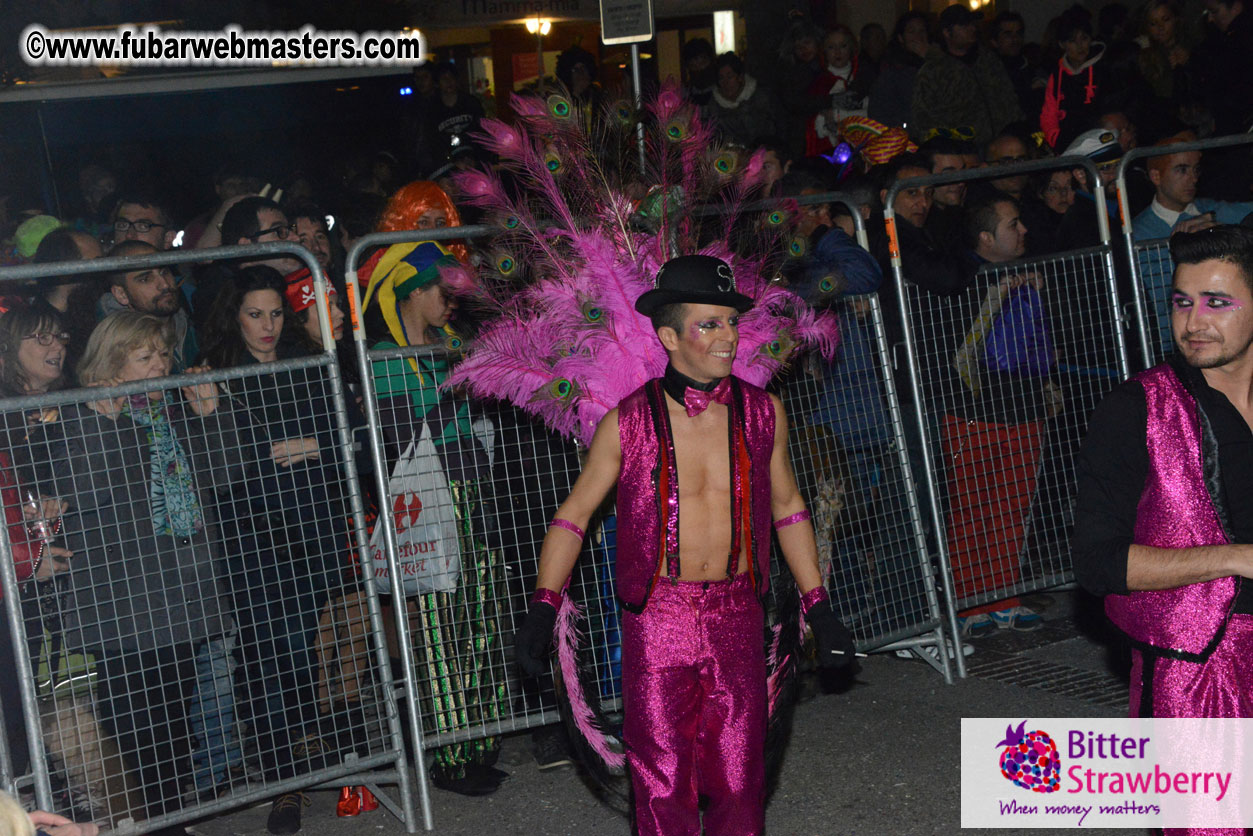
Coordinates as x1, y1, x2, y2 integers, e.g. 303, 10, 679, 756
1113, 133, 1253, 369
0, 244, 418, 833
885, 157, 1131, 675
766, 196, 950, 674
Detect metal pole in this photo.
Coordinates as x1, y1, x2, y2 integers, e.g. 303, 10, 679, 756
882, 201, 968, 678
536, 21, 544, 89
36, 107, 62, 219
631, 43, 646, 176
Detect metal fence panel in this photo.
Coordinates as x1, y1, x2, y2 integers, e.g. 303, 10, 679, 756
0, 245, 416, 834
1134, 238, 1175, 367
351, 338, 624, 755
772, 295, 940, 651
898, 248, 1126, 615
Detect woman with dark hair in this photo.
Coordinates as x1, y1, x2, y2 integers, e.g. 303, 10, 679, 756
30, 228, 103, 374
1137, 0, 1198, 119
1023, 169, 1078, 255
199, 266, 353, 834
0, 305, 69, 402
868, 11, 931, 128
0, 304, 75, 785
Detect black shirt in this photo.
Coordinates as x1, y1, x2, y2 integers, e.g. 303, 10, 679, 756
1072, 360, 1253, 611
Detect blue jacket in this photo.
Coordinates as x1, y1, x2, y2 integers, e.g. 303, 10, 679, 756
794, 227, 891, 451
1131, 198, 1253, 241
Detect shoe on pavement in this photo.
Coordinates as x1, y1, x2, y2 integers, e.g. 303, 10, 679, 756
430, 765, 501, 796
989, 605, 1044, 632
532, 725, 574, 770
958, 613, 996, 638
267, 792, 309, 835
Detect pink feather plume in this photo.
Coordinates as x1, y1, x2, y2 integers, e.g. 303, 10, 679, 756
556, 596, 626, 770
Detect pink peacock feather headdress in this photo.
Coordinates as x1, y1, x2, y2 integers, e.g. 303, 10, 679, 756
445, 81, 840, 446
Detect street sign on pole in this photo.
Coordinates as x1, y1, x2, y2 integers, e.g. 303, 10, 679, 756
600, 0, 654, 45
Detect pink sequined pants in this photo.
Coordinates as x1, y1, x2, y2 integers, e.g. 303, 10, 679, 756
1131, 613, 1253, 836
621, 573, 765, 836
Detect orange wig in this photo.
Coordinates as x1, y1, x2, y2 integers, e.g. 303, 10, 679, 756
377, 181, 468, 262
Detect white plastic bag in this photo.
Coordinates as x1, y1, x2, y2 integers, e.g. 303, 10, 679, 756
370, 423, 462, 595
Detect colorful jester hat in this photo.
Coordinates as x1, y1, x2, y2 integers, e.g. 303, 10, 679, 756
445, 80, 841, 446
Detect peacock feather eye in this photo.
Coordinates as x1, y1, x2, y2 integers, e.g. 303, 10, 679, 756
445, 334, 464, 352
613, 100, 633, 125
767, 340, 783, 357
787, 235, 807, 257
544, 150, 563, 174
550, 378, 573, 398
818, 276, 835, 293
547, 95, 572, 119
767, 210, 786, 226
495, 253, 516, 275
664, 117, 688, 142
713, 151, 738, 175
581, 301, 603, 323
504, 214, 521, 229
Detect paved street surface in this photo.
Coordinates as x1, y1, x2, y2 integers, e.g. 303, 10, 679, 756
189, 590, 1144, 836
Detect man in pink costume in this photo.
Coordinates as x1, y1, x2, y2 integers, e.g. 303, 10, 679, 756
514, 255, 855, 835
1074, 226, 1253, 836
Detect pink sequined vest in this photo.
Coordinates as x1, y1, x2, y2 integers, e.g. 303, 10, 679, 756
1104, 364, 1237, 660
615, 377, 776, 611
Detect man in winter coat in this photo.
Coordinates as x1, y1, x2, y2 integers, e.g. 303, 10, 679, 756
910, 4, 1022, 147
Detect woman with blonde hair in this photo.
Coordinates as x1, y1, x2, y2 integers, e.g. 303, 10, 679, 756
0, 790, 99, 836
32, 310, 239, 823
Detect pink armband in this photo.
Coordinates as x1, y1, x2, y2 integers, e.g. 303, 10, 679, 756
800, 585, 830, 616
773, 510, 811, 531
530, 587, 564, 609
549, 518, 586, 540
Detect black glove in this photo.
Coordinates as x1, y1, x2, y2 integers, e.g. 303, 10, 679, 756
807, 599, 857, 670
514, 600, 557, 678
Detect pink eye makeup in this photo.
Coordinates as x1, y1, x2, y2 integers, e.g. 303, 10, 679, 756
1171, 292, 1244, 312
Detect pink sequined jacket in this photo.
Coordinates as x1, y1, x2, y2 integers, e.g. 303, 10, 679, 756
1105, 362, 1239, 661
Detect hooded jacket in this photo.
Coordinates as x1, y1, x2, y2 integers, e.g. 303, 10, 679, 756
1041, 43, 1108, 150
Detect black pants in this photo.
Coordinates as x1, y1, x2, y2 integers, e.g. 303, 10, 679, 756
0, 610, 29, 778
94, 644, 197, 819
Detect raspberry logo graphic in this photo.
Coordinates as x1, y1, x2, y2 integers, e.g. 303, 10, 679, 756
392, 493, 423, 533
996, 720, 1061, 793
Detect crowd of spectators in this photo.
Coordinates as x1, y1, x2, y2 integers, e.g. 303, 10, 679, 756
0, 173, 513, 833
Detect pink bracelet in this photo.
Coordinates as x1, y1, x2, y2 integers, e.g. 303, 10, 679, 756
773, 510, 811, 531
531, 587, 564, 609
799, 585, 829, 616
550, 518, 586, 540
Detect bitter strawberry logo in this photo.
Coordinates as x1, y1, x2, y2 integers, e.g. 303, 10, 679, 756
996, 720, 1061, 793
392, 493, 423, 533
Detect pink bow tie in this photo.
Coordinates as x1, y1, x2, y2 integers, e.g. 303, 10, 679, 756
684, 378, 732, 417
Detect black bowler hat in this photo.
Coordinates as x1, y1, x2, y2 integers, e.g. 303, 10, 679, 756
635, 255, 754, 316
